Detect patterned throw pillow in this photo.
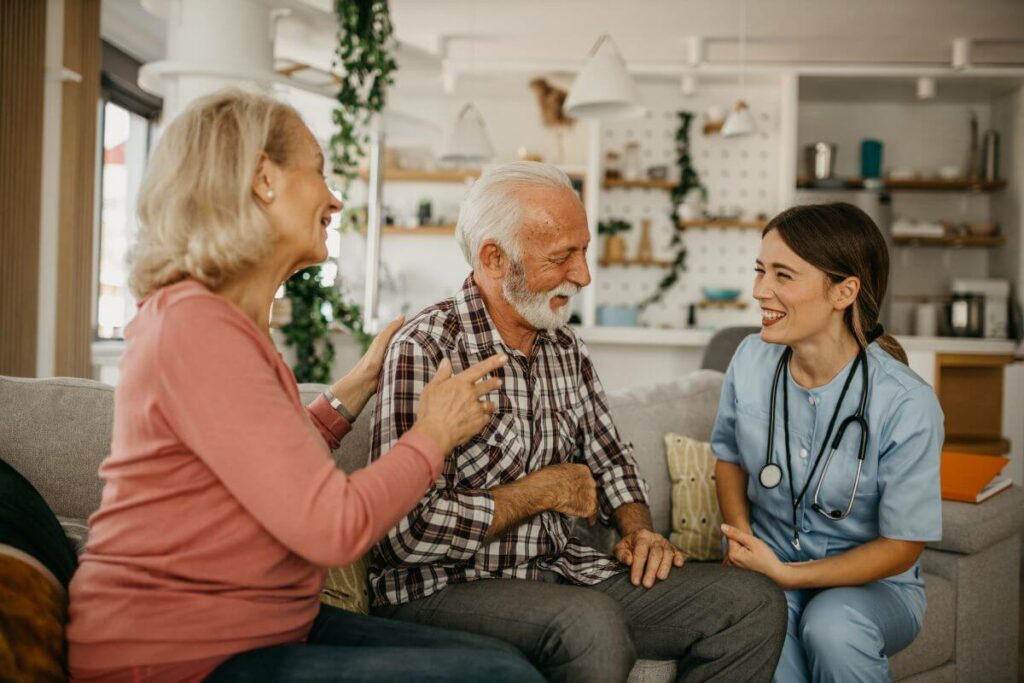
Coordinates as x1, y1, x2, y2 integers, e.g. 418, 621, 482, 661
664, 433, 723, 561
320, 554, 371, 614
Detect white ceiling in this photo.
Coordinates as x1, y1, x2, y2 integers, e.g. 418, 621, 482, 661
103, 0, 1024, 76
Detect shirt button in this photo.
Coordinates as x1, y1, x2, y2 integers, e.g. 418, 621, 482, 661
799, 448, 808, 459
808, 395, 815, 405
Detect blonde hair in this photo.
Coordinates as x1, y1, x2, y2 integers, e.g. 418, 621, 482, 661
129, 88, 301, 299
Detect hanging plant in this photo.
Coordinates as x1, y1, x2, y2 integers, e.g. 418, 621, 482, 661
330, 0, 398, 186
282, 0, 397, 383
283, 266, 374, 384
638, 111, 706, 310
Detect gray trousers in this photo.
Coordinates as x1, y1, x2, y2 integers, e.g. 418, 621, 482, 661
372, 563, 787, 683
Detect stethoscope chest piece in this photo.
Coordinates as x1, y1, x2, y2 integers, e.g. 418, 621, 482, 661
759, 463, 783, 489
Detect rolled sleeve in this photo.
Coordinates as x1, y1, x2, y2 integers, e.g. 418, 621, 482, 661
877, 385, 944, 542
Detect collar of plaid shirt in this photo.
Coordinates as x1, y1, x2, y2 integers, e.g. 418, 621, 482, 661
368, 274, 650, 606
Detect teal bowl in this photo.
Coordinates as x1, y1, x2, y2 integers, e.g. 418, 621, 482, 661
702, 287, 742, 302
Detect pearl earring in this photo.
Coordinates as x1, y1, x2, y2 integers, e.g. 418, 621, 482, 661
266, 190, 275, 200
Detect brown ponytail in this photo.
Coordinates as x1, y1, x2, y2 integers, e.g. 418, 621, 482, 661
763, 203, 908, 365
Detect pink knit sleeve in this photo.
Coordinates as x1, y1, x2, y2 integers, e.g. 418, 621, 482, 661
155, 296, 444, 567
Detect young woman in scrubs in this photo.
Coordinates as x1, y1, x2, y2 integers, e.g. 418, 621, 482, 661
711, 202, 943, 683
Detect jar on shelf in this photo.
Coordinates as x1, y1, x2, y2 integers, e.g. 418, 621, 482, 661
604, 151, 622, 180
623, 142, 642, 181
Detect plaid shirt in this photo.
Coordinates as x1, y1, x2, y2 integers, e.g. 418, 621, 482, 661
368, 275, 650, 606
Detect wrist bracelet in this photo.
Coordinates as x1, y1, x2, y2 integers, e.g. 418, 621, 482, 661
323, 389, 357, 423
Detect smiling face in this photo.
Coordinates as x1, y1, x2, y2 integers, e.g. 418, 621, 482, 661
502, 186, 591, 329
754, 229, 855, 346
257, 118, 342, 272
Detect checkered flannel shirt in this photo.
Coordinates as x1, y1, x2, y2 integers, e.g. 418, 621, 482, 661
368, 275, 650, 606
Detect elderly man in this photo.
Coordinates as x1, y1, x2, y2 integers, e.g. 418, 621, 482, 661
369, 161, 786, 681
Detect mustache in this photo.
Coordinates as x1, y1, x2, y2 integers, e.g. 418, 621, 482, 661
548, 283, 581, 298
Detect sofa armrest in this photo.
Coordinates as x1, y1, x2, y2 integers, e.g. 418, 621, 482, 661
928, 486, 1024, 555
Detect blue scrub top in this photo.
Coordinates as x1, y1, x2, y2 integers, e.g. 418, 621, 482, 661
711, 335, 943, 589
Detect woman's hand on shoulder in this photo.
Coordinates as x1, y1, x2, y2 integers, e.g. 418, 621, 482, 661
328, 315, 405, 419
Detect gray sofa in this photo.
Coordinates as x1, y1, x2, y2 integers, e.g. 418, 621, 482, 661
1, 371, 1022, 682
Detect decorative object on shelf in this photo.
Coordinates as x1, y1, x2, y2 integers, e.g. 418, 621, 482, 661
623, 142, 643, 181
597, 304, 640, 327
804, 142, 838, 180
702, 105, 725, 135
598, 218, 631, 264
417, 197, 432, 226
639, 111, 705, 310
647, 165, 668, 180
329, 0, 397, 188
282, 266, 373, 384
564, 34, 645, 120
636, 219, 653, 262
604, 151, 622, 180
701, 287, 742, 302
860, 139, 883, 179
528, 78, 574, 163
980, 129, 1000, 182
967, 111, 979, 181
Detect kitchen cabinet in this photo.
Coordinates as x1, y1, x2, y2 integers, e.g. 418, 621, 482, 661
933, 352, 1015, 455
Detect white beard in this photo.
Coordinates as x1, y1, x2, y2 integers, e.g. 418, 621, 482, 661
502, 259, 580, 331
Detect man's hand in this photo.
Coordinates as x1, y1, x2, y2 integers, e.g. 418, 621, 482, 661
535, 464, 598, 522
615, 528, 686, 588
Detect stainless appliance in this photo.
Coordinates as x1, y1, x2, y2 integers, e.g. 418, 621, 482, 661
944, 293, 985, 337
804, 142, 837, 180
952, 278, 1010, 338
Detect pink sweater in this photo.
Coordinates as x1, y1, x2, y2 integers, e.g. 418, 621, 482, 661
67, 280, 443, 678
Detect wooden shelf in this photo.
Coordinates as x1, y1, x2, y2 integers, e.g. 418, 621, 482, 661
357, 168, 480, 183
797, 177, 1006, 192
599, 257, 674, 268
697, 300, 749, 310
359, 225, 456, 236
892, 235, 1005, 248
602, 178, 676, 190
677, 220, 767, 230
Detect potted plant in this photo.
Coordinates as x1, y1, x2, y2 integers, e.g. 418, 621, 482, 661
598, 218, 631, 264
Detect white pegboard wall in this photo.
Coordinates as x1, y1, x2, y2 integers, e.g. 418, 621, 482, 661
596, 81, 781, 330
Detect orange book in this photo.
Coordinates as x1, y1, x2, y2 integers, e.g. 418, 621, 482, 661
940, 451, 1012, 503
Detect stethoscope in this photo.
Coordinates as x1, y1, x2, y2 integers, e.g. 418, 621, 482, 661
759, 345, 870, 551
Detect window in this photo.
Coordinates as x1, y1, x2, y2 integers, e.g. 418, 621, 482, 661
95, 100, 152, 339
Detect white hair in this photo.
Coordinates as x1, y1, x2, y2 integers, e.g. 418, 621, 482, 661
455, 161, 575, 268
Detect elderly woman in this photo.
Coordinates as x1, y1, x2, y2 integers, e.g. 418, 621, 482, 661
66, 89, 539, 683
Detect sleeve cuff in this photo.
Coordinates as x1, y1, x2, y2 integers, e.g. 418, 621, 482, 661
307, 394, 351, 448
597, 466, 650, 523
445, 490, 496, 562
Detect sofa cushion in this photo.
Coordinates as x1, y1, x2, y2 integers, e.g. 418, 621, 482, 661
321, 554, 371, 614
929, 486, 1024, 555
0, 377, 113, 520
664, 433, 722, 560
606, 371, 725, 538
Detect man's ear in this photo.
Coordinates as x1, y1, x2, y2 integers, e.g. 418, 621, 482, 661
252, 151, 276, 205
478, 240, 508, 277
831, 276, 861, 312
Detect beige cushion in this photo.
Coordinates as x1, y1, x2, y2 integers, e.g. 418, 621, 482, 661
320, 554, 371, 614
664, 433, 723, 561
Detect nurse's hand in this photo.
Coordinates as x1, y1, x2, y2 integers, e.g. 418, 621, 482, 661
720, 524, 790, 588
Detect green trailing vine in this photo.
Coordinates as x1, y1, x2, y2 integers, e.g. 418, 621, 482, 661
283, 267, 374, 384
638, 111, 706, 310
330, 0, 398, 184
282, 0, 397, 383
598, 218, 631, 236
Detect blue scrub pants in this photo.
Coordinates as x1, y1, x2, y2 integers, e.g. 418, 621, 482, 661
773, 581, 924, 682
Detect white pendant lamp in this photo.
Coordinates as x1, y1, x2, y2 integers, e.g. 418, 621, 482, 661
440, 102, 495, 164
722, 0, 755, 138
564, 34, 646, 120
